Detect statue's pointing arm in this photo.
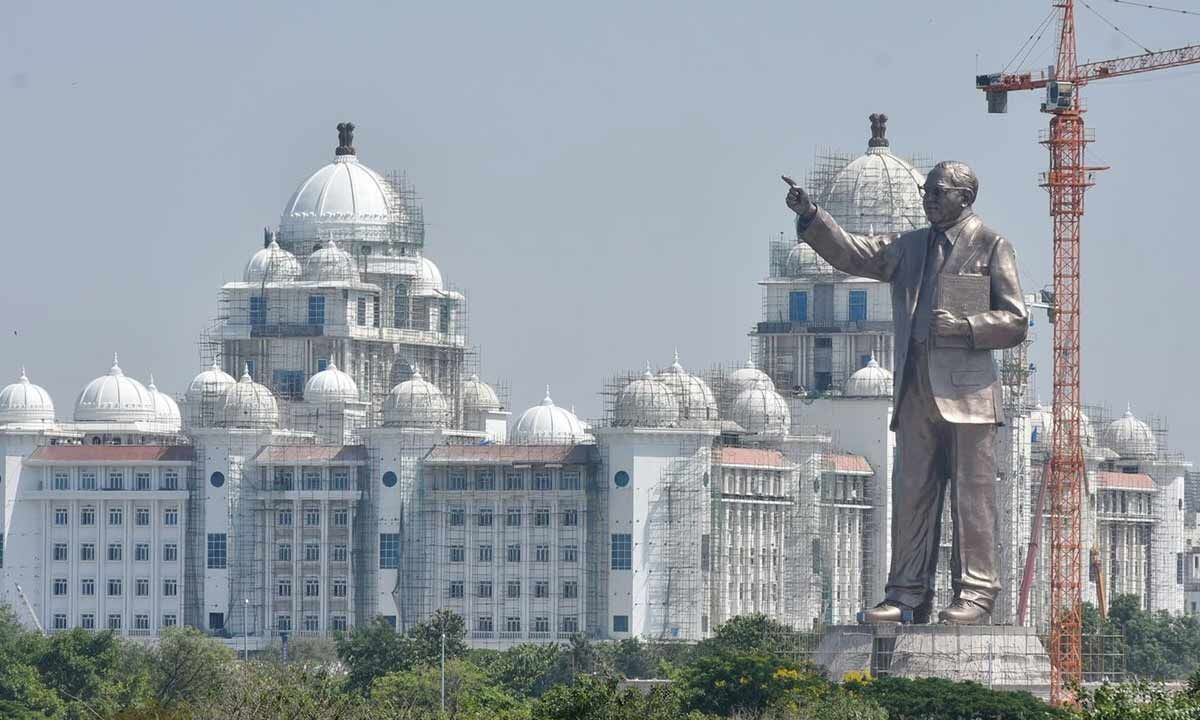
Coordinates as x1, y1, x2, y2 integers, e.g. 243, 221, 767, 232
798, 207, 902, 283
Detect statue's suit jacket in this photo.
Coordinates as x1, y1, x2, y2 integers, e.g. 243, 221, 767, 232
799, 208, 1028, 430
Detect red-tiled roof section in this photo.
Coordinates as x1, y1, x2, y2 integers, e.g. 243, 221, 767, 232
253, 446, 369, 464
713, 447, 790, 469
426, 444, 592, 465
28, 445, 194, 463
1096, 471, 1155, 491
829, 454, 873, 475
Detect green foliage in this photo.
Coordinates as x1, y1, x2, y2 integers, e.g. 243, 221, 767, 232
706, 613, 802, 656
479, 643, 568, 698
1076, 680, 1200, 720
783, 686, 888, 720
849, 676, 1071, 720
36, 628, 152, 718
532, 675, 686, 720
1085, 594, 1200, 681
335, 611, 469, 694
371, 658, 528, 719
675, 649, 825, 717
203, 661, 371, 720
143, 626, 236, 709
256, 636, 340, 666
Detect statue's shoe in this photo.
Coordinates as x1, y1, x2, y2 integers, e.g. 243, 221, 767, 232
937, 599, 992, 625
858, 600, 931, 625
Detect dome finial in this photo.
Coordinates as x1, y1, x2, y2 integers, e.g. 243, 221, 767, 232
19, 366, 28, 382
148, 373, 156, 390
336, 122, 356, 157
1125, 402, 1134, 417
110, 353, 123, 376
867, 356, 879, 368
868, 113, 890, 148
644, 361, 654, 379
241, 363, 252, 381
543, 385, 554, 406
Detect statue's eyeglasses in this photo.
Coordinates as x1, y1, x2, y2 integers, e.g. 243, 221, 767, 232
919, 184, 972, 199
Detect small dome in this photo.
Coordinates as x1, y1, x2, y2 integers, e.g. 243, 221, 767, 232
0, 370, 55, 425
75, 355, 156, 423
1034, 404, 1096, 448
383, 368, 449, 427
615, 366, 680, 428
844, 358, 893, 397
462, 374, 501, 411
221, 367, 279, 429
730, 385, 791, 440
784, 242, 835, 277
244, 238, 302, 284
656, 351, 718, 420
512, 387, 589, 444
414, 255, 444, 294
1105, 405, 1157, 459
146, 376, 182, 430
186, 362, 237, 403
304, 361, 360, 404
728, 356, 774, 392
303, 240, 360, 284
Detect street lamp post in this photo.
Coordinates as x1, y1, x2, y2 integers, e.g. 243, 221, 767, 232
242, 598, 249, 661
440, 630, 446, 714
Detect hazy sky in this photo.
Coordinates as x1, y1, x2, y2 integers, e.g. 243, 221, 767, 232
2, 1, 1198, 463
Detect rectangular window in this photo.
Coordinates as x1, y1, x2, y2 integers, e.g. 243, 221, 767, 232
372, 297, 380, 328
136, 508, 150, 526
449, 545, 464, 563
331, 470, 350, 490
330, 615, 347, 632
478, 508, 493, 527
134, 614, 150, 631
273, 370, 305, 400
534, 472, 552, 491
506, 508, 521, 527
504, 472, 523, 491
53, 543, 68, 562
379, 533, 401, 569
789, 290, 809, 322
333, 508, 348, 527
135, 472, 151, 491
448, 508, 465, 526
277, 543, 291, 562
250, 295, 267, 326
107, 543, 123, 562
476, 470, 495, 491
560, 616, 579, 633
161, 470, 179, 491
356, 297, 367, 325
533, 581, 549, 599
533, 616, 549, 633
559, 471, 581, 491
81, 613, 95, 630
307, 295, 325, 325
273, 468, 294, 491
54, 507, 69, 526
52, 614, 68, 630
163, 578, 177, 596
80, 543, 95, 562
304, 578, 320, 597
848, 289, 868, 322
275, 615, 290, 632
506, 580, 521, 599
163, 543, 178, 562
612, 533, 632, 570
613, 615, 629, 633
163, 507, 179, 526
53, 578, 67, 596
562, 509, 579, 527
302, 470, 322, 491
332, 544, 348, 562
304, 507, 320, 526
333, 578, 348, 598
303, 615, 319, 633
277, 509, 293, 526
80, 507, 95, 525
53, 472, 70, 490
478, 544, 493, 563
80, 472, 97, 491
81, 578, 95, 596
477, 581, 493, 599
535, 544, 550, 563
448, 581, 464, 598
108, 578, 123, 597
562, 580, 578, 599
135, 543, 150, 562
393, 283, 410, 329
108, 614, 122, 631
277, 578, 292, 597
504, 616, 521, 633
304, 542, 320, 562
207, 533, 227, 569
106, 471, 124, 491
561, 544, 578, 563
534, 508, 550, 527
162, 614, 177, 628
476, 615, 493, 632
109, 507, 123, 526
136, 578, 150, 597
506, 544, 521, 563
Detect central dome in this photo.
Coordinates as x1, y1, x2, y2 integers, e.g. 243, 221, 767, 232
281, 156, 392, 230
511, 388, 589, 444
817, 114, 925, 236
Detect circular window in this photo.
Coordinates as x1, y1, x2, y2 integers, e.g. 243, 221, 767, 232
382, 471, 398, 488
614, 471, 630, 488
210, 472, 225, 488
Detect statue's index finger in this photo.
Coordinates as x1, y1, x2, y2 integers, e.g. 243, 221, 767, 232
781, 175, 798, 188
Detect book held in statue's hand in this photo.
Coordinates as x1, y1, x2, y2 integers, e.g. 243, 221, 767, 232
935, 273, 990, 349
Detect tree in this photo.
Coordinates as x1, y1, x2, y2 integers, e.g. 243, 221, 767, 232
532, 675, 684, 720
370, 658, 528, 719
481, 643, 565, 699
706, 613, 801, 656
335, 618, 414, 694
36, 628, 152, 718
406, 609, 468, 668
786, 687, 888, 720
1077, 679, 1200, 720
675, 650, 825, 717
144, 626, 236, 709
204, 662, 371, 720
0, 607, 61, 718
848, 676, 1070, 720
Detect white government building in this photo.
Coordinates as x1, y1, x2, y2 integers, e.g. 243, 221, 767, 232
0, 119, 1192, 648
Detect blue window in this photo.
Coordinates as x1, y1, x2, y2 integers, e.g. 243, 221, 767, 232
613, 615, 629, 633
273, 370, 304, 400
380, 533, 401, 569
789, 291, 808, 322
382, 471, 397, 488
848, 290, 868, 322
317, 358, 329, 372
307, 295, 325, 325
860, 354, 872, 369
249, 296, 266, 326
207, 533, 226, 569
611, 533, 632, 570
210, 472, 225, 488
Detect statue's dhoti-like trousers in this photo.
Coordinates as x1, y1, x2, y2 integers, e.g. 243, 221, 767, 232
885, 341, 1000, 611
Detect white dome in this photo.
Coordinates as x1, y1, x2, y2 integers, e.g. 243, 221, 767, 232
304, 362, 360, 405
74, 355, 156, 423
0, 370, 55, 425
728, 356, 774, 392
186, 362, 237, 403
844, 357, 893, 398
303, 240, 359, 284
615, 367, 679, 428
818, 115, 925, 236
656, 352, 718, 420
414, 256, 444, 294
383, 368, 449, 427
462, 374, 501, 411
221, 367, 279, 429
281, 154, 392, 234
1105, 405, 1157, 459
784, 242, 835, 276
730, 385, 791, 439
244, 238, 302, 284
146, 376, 182, 430
1034, 404, 1096, 448
512, 388, 589, 444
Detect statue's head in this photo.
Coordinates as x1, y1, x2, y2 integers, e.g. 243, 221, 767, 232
923, 161, 978, 228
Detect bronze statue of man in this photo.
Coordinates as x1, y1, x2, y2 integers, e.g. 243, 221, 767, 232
785, 159, 1028, 624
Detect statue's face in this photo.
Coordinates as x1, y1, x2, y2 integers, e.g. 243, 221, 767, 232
922, 168, 972, 228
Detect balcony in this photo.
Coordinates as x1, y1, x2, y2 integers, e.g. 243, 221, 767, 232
754, 320, 891, 335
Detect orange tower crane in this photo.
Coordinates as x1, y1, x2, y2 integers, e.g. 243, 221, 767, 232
976, 1, 1200, 704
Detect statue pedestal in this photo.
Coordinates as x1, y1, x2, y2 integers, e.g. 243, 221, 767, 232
814, 624, 1050, 697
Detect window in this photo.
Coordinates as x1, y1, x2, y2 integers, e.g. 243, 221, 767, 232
107, 543, 123, 562
54, 507, 69, 526
163, 543, 178, 562
379, 533, 401, 569
562, 580, 578, 599
277, 543, 292, 562
302, 470, 322, 491
478, 544, 493, 563
534, 472, 552, 491
53, 472, 70, 490
80, 507, 95, 526
506, 580, 521, 598
273, 468, 294, 491
81, 578, 95, 596
53, 543, 68, 562
533, 581, 549, 599
535, 544, 550, 563
330, 615, 347, 632
562, 508, 578, 527
135, 472, 151, 491
106, 471, 124, 491
277, 578, 292, 597
136, 578, 150, 597
333, 578, 348, 598
448, 508, 465, 526
163, 578, 177, 597
53, 578, 67, 596
108, 578, 123, 597
534, 508, 550, 527
303, 615, 320, 633
80, 472, 97, 490
81, 613, 95, 630
108, 614, 122, 631
372, 298, 380, 328
250, 295, 267, 326
273, 370, 305, 400
449, 545, 464, 563
560, 616, 579, 633
161, 470, 179, 490
613, 615, 629, 633
356, 297, 367, 325
277, 509, 293, 526
393, 283, 411, 329
162, 614, 177, 628
109, 507, 123, 526
478, 581, 493, 598
561, 544, 578, 563
304, 542, 320, 562
304, 578, 320, 597
533, 616, 549, 633
333, 508, 348, 527
612, 533, 632, 570
80, 543, 95, 562
307, 295, 325, 325
133, 614, 150, 632
477, 508, 493, 527
560, 471, 581, 491
504, 472, 523, 491
476, 615, 494, 632
848, 290, 868, 322
136, 508, 150, 526
506, 508, 521, 527
135, 543, 150, 562
789, 290, 808, 322
504, 616, 521, 633
331, 470, 350, 490
448, 581, 464, 598
506, 544, 521, 563
476, 470, 495, 491
304, 507, 320, 526
207, 533, 227, 569
275, 614, 290, 632
332, 544, 348, 562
